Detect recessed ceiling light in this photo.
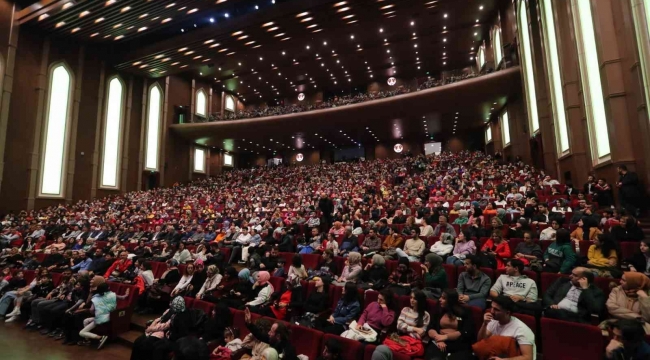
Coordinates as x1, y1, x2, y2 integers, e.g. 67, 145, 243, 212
337, 6, 350, 12
300, 17, 313, 22
334, 1, 348, 7
162, 17, 172, 23
342, 14, 354, 19
62, 2, 73, 10
114, 35, 124, 40
267, 27, 279, 32
237, 35, 248, 40
133, 61, 141, 66
105, 0, 116, 5
261, 22, 274, 27
121, 6, 130, 12
113, 23, 122, 28
90, 32, 99, 37
218, 48, 228, 52
165, 3, 176, 8
171, 62, 180, 66
379, 28, 383, 33
154, 54, 164, 59
187, 8, 198, 14
347, 20, 358, 24
79, 10, 90, 17
443, 13, 448, 18
274, 33, 286, 37
55, 21, 65, 28
184, 51, 194, 55
296, 12, 309, 17
38, 14, 49, 21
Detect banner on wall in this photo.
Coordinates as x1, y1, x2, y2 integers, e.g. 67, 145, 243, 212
425, 142, 442, 155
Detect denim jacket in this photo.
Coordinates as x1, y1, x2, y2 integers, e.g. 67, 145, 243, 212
332, 299, 360, 325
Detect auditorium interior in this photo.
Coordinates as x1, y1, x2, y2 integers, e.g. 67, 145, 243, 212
1, 0, 650, 359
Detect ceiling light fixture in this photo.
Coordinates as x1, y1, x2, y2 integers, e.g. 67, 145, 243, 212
296, 11, 309, 17
95, 17, 104, 23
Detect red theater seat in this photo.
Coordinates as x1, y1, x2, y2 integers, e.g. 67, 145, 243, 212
541, 317, 605, 360
193, 299, 215, 315
290, 324, 323, 360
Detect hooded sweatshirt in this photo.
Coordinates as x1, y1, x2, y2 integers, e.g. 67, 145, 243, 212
544, 242, 577, 274
491, 274, 538, 301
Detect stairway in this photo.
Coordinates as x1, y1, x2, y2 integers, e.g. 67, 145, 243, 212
114, 313, 158, 347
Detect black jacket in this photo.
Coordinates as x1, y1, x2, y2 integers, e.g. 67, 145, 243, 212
626, 252, 649, 274
611, 225, 645, 242
361, 265, 389, 287
542, 277, 605, 322
303, 290, 329, 314
428, 306, 476, 351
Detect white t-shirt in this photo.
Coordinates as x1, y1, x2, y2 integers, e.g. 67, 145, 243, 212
487, 317, 536, 359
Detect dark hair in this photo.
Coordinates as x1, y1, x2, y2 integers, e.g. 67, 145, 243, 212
618, 165, 628, 171
292, 254, 302, 268
323, 249, 334, 259
596, 234, 617, 263
582, 270, 594, 284
324, 338, 342, 358
142, 262, 152, 271
492, 295, 515, 313
224, 327, 240, 339
174, 336, 210, 360
612, 319, 645, 345
465, 254, 479, 266
508, 259, 525, 274
411, 290, 428, 327
441, 289, 464, 319
379, 288, 395, 311
273, 322, 291, 342
342, 282, 359, 304
522, 231, 533, 239
555, 228, 571, 245
94, 282, 110, 295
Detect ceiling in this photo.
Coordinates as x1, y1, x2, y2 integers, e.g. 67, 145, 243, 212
18, 0, 503, 105
170, 67, 520, 155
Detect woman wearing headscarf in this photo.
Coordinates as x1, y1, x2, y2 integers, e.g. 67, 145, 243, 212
358, 254, 389, 291
421, 253, 448, 299
131, 296, 194, 360
429, 233, 454, 257
256, 274, 302, 320
606, 272, 650, 333
221, 268, 254, 309
388, 257, 421, 296
261, 347, 279, 360
246, 271, 274, 309
332, 252, 362, 287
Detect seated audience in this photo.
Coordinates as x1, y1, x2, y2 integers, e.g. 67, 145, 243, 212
543, 228, 576, 274
426, 289, 475, 360
421, 253, 447, 299
480, 231, 512, 270
332, 252, 362, 286
490, 259, 540, 315
318, 282, 360, 334
358, 254, 389, 291
395, 228, 425, 262
626, 239, 650, 275
445, 231, 476, 266
543, 267, 605, 323
605, 319, 650, 360
607, 272, 650, 333
478, 296, 536, 360
457, 255, 492, 309
513, 231, 543, 270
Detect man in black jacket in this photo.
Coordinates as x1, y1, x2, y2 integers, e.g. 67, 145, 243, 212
42, 248, 66, 272
617, 165, 642, 217
244, 307, 297, 360
318, 193, 334, 231
543, 267, 605, 323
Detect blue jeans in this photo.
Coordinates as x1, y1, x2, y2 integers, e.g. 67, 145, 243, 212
466, 297, 486, 310
0, 291, 18, 315
446, 257, 464, 266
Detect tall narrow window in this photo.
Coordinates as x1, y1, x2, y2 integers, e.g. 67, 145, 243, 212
486, 125, 492, 143
477, 46, 486, 70
518, 0, 540, 134
194, 147, 205, 173
225, 95, 235, 112
196, 89, 207, 117
540, 0, 570, 155
100, 77, 125, 189
631, 0, 650, 123
571, 0, 610, 162
502, 110, 511, 146
145, 85, 162, 171
40, 64, 73, 196
493, 27, 503, 68
224, 153, 233, 166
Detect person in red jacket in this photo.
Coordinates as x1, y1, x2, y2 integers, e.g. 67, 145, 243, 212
480, 231, 512, 270
104, 251, 132, 279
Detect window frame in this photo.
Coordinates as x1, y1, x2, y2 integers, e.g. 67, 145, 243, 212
539, 0, 571, 157
225, 95, 235, 112
501, 109, 511, 147
631, 0, 650, 125
193, 147, 206, 173
99, 76, 126, 190
195, 88, 207, 117
477, 46, 486, 70
486, 124, 493, 144
224, 153, 233, 167
38, 62, 74, 198
570, 0, 611, 164
493, 26, 504, 69
144, 84, 163, 171
517, 0, 541, 135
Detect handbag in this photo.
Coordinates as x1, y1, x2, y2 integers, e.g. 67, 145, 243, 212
340, 320, 378, 342
382, 333, 424, 357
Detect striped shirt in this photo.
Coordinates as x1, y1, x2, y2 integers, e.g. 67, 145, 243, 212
397, 307, 430, 340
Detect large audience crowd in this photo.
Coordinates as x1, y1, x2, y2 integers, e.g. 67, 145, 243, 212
0, 151, 649, 360
204, 73, 479, 122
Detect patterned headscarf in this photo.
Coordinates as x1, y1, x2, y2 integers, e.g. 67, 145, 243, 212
170, 296, 186, 313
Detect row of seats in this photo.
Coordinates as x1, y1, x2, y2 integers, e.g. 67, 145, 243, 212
181, 288, 606, 360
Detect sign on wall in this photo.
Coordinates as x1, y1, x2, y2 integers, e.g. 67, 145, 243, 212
296, 153, 304, 162
387, 77, 397, 86
298, 93, 305, 101
393, 143, 404, 153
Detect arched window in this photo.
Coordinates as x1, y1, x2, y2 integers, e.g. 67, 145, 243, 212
477, 46, 486, 70
493, 26, 504, 68
486, 125, 492, 143
145, 84, 162, 171
225, 95, 235, 112
540, 0, 570, 155
100, 77, 125, 189
194, 147, 206, 173
501, 109, 511, 146
195, 89, 207, 117
571, 0, 610, 163
39, 63, 73, 197
518, 0, 540, 135
631, 0, 650, 123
